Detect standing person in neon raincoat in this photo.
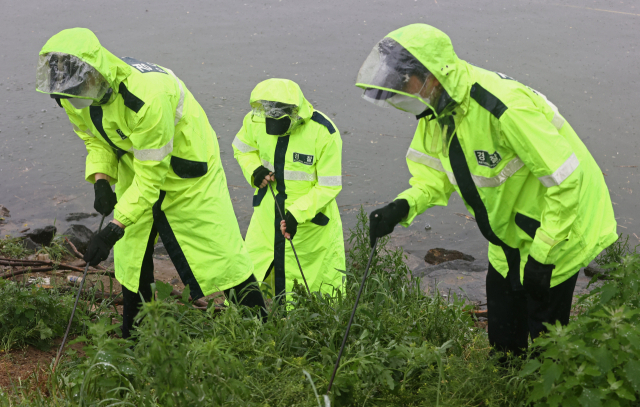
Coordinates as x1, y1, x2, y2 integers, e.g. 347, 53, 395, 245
232, 78, 345, 301
356, 24, 617, 361
36, 28, 266, 337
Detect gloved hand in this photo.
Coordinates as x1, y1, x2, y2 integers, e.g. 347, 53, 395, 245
369, 199, 410, 247
283, 211, 298, 240
252, 165, 274, 188
94, 179, 117, 216
84, 222, 125, 266
523, 255, 555, 303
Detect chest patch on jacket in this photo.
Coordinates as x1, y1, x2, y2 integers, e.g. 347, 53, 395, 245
474, 150, 502, 168
116, 129, 127, 140
121, 56, 167, 75
293, 152, 314, 165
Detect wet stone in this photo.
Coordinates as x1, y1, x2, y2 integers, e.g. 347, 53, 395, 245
424, 248, 475, 265
65, 212, 99, 222
584, 261, 609, 279
62, 224, 94, 254
24, 225, 56, 246
21, 238, 42, 252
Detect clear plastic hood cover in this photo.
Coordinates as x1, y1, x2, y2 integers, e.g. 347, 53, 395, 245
36, 52, 110, 100
251, 100, 300, 120
356, 37, 439, 115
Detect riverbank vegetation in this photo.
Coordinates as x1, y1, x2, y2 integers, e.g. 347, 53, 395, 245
0, 210, 638, 406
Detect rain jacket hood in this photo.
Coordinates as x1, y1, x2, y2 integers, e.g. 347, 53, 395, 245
250, 78, 314, 124
38, 28, 132, 96
357, 24, 472, 114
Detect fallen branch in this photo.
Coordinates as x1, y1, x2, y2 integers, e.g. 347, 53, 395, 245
171, 288, 208, 308
0, 257, 114, 276
64, 238, 107, 271
1, 266, 54, 279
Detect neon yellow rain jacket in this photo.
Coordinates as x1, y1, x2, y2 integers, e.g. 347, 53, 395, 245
359, 25, 617, 287
38, 28, 254, 297
232, 79, 345, 298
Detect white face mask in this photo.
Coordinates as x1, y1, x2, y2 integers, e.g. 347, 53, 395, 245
68, 98, 93, 109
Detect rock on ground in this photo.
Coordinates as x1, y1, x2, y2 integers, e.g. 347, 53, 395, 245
62, 224, 94, 254
424, 248, 475, 265
24, 225, 56, 246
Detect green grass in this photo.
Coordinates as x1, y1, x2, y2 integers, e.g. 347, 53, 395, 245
1, 211, 638, 406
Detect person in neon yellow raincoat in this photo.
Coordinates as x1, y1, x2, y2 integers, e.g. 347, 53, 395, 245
36, 28, 265, 337
356, 24, 617, 360
232, 79, 345, 301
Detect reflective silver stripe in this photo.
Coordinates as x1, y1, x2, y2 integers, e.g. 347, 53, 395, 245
284, 170, 316, 182
132, 137, 174, 161
72, 124, 96, 138
406, 147, 457, 185
551, 112, 565, 130
262, 159, 274, 172
538, 153, 579, 187
318, 175, 341, 186
406, 148, 445, 172
165, 68, 185, 126
471, 157, 525, 188
260, 159, 316, 182
232, 136, 257, 153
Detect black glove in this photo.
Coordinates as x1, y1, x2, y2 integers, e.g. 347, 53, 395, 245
94, 179, 117, 216
284, 211, 298, 240
252, 165, 272, 188
84, 223, 125, 266
369, 199, 410, 247
523, 255, 555, 303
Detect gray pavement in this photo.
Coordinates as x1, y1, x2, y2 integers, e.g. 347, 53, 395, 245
1, 0, 638, 264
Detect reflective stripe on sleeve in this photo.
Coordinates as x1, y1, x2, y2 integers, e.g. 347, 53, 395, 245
261, 159, 316, 182
406, 148, 445, 171
72, 124, 96, 138
165, 69, 185, 125
318, 175, 341, 186
132, 137, 174, 161
232, 136, 257, 153
471, 157, 525, 188
551, 112, 565, 130
406, 148, 458, 185
262, 159, 275, 172
538, 153, 579, 187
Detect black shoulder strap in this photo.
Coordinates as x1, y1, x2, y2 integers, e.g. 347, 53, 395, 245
118, 82, 145, 113
470, 83, 507, 119
310, 111, 336, 134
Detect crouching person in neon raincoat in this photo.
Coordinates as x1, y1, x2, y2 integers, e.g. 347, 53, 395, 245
36, 28, 266, 337
356, 24, 617, 361
232, 79, 346, 301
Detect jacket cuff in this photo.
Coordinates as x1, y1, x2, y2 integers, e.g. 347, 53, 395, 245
529, 230, 563, 264
86, 152, 118, 185
113, 208, 135, 227
396, 190, 420, 227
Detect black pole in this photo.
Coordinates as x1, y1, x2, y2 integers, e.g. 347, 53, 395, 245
268, 181, 311, 295
326, 238, 378, 394
54, 215, 106, 370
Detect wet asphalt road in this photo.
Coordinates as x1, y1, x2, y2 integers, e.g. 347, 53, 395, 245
0, 0, 638, 262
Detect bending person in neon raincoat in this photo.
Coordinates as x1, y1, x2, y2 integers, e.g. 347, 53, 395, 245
356, 24, 617, 361
232, 79, 345, 301
36, 28, 266, 337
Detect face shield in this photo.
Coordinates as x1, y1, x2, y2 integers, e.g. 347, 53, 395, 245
36, 52, 110, 105
356, 38, 443, 116
251, 100, 301, 135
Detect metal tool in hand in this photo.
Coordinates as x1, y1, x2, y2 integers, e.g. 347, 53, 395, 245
327, 237, 378, 394
268, 181, 311, 295
54, 214, 106, 370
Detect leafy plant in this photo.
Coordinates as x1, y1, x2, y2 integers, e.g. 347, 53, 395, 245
0, 280, 79, 351
522, 241, 640, 406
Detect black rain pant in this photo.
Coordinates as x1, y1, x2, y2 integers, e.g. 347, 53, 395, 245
486, 262, 578, 358
121, 226, 267, 339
